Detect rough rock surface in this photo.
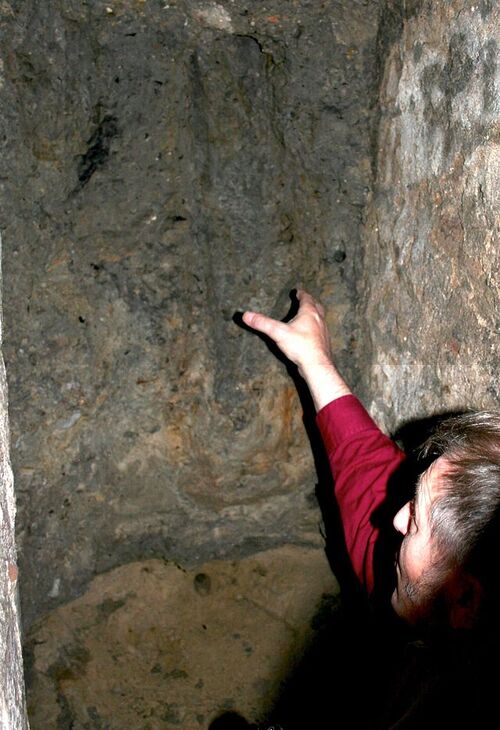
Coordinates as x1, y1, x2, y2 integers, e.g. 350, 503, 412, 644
25, 546, 338, 729
2, 0, 498, 723
0, 236, 28, 727
363, 0, 499, 432
0, 0, 379, 628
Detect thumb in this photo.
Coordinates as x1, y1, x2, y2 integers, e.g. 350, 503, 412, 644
242, 311, 287, 341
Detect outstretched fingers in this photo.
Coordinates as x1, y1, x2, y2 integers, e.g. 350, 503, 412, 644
242, 311, 288, 342
295, 289, 325, 318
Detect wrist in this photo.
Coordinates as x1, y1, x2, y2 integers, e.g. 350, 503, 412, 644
301, 359, 351, 412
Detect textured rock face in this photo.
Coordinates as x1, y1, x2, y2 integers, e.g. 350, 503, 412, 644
363, 0, 499, 432
0, 0, 378, 628
0, 237, 28, 727
1, 0, 498, 725
25, 547, 338, 729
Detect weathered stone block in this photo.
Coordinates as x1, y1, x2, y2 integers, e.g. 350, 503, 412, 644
363, 0, 499, 433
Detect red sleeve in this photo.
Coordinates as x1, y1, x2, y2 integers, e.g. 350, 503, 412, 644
316, 394, 405, 594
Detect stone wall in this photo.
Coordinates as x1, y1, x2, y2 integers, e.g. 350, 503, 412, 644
0, 0, 379, 628
0, 235, 28, 727
363, 0, 499, 432
0, 0, 498, 725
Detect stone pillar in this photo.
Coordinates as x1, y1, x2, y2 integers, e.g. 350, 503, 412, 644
363, 0, 499, 433
0, 235, 28, 727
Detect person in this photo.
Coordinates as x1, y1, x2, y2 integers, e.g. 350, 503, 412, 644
242, 289, 500, 727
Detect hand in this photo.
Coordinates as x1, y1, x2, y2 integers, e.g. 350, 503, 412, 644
243, 289, 351, 411
243, 290, 331, 376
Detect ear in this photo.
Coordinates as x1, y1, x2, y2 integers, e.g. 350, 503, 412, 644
448, 572, 484, 630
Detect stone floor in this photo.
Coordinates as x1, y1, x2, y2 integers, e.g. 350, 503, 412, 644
25, 546, 339, 729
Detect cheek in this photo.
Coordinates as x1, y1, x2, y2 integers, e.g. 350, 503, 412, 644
398, 539, 412, 577
400, 536, 427, 583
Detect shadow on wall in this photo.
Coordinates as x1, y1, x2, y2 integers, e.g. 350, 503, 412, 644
208, 711, 259, 729
230, 302, 468, 728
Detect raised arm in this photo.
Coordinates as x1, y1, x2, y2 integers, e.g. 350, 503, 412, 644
244, 289, 405, 594
243, 289, 351, 411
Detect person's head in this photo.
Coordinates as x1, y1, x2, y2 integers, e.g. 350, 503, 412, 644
391, 411, 500, 631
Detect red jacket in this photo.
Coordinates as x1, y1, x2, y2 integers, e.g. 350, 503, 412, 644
316, 394, 405, 594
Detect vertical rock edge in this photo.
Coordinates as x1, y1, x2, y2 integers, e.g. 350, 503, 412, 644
0, 232, 29, 728
362, 0, 499, 433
